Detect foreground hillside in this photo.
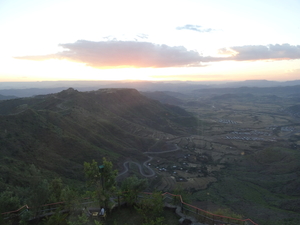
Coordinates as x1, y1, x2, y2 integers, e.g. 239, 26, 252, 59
0, 88, 197, 193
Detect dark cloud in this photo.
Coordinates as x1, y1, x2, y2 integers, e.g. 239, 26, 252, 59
15, 40, 206, 68
176, 24, 214, 33
220, 44, 300, 61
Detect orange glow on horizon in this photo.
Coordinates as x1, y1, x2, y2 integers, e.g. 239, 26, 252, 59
1, 55, 299, 82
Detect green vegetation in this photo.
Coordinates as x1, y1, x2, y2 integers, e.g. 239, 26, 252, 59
105, 207, 179, 225
213, 208, 243, 220
1, 159, 180, 225
0, 88, 196, 200
84, 158, 118, 209
1, 87, 300, 224
0, 189, 20, 213
193, 147, 300, 224
120, 175, 148, 206
135, 192, 164, 224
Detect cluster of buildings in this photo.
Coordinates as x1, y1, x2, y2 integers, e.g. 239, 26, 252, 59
218, 119, 238, 124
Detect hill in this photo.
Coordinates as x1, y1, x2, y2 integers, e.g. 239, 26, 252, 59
0, 94, 16, 100
0, 88, 197, 192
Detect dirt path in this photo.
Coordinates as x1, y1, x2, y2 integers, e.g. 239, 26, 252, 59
117, 144, 181, 178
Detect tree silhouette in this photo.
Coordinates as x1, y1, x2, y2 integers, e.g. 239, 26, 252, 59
84, 158, 117, 209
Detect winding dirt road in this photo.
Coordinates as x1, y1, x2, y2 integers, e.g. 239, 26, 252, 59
117, 144, 181, 178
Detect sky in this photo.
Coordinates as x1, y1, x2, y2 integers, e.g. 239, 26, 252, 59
1, 0, 300, 82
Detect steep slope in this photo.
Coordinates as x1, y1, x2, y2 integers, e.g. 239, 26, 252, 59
0, 88, 197, 190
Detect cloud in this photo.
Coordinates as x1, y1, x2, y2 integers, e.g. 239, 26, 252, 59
15, 54, 57, 61
15, 40, 206, 68
14, 41, 300, 69
136, 34, 149, 39
285, 68, 300, 74
176, 24, 214, 33
219, 44, 300, 61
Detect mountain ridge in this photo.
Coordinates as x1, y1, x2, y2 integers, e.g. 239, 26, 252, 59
1, 80, 300, 98
0, 88, 197, 191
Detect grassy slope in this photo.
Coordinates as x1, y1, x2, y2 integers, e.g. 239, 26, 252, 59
193, 146, 300, 224
0, 88, 197, 198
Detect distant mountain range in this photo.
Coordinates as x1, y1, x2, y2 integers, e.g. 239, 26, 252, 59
192, 84, 300, 98
0, 94, 17, 100
1, 80, 300, 98
218, 79, 300, 88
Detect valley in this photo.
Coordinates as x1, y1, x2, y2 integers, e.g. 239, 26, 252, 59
125, 89, 300, 224
0, 85, 300, 224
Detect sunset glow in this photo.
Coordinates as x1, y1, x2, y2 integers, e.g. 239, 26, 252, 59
1, 0, 299, 82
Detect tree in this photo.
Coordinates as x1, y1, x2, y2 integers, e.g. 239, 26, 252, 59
48, 177, 63, 203
27, 164, 50, 214
0, 189, 21, 225
67, 212, 89, 225
121, 175, 148, 206
135, 191, 164, 224
0, 189, 20, 213
43, 208, 68, 225
84, 158, 118, 208
61, 186, 78, 214
30, 179, 50, 219
141, 217, 165, 225
27, 165, 50, 218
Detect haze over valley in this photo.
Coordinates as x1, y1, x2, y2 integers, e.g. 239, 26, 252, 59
1, 0, 300, 224
1, 81, 300, 224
